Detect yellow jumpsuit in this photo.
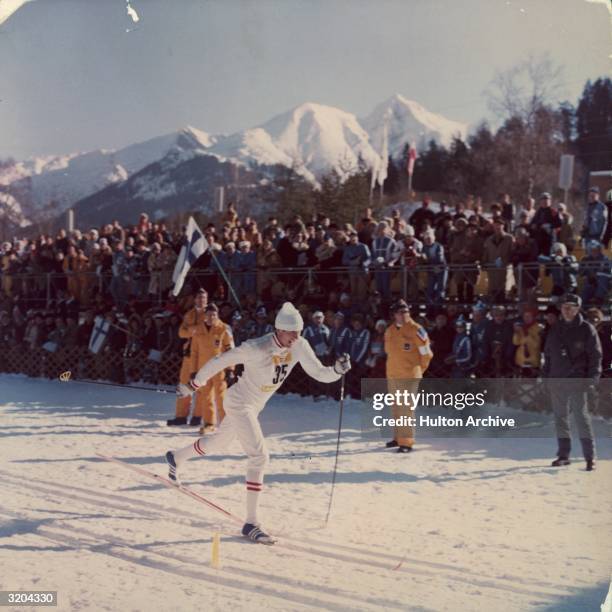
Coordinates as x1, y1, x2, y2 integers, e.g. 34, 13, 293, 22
512, 323, 542, 369
384, 318, 433, 447
175, 309, 233, 424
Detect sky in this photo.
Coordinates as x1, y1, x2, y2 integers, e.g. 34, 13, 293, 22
0, 0, 609, 159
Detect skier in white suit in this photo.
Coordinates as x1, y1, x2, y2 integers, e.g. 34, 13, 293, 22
167, 302, 351, 544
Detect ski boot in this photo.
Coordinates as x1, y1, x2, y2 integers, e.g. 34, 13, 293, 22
242, 523, 276, 545
165, 451, 180, 484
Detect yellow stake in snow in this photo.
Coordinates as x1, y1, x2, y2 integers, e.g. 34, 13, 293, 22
211, 532, 220, 569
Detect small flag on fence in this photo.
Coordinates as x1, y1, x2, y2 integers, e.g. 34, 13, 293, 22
89, 316, 110, 354
172, 216, 209, 297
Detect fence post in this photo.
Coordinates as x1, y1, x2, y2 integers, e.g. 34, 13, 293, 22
516, 264, 523, 303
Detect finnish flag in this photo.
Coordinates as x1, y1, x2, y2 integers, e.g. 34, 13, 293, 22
89, 316, 110, 354
172, 216, 209, 296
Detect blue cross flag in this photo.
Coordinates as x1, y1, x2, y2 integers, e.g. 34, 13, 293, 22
89, 316, 110, 354
171, 216, 209, 296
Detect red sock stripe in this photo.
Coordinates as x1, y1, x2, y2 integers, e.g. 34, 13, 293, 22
246, 480, 262, 492
193, 439, 205, 456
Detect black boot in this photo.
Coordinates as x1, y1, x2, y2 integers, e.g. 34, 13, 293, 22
385, 440, 398, 448
580, 438, 595, 465
397, 445, 413, 454
166, 416, 188, 426
189, 416, 202, 426
586, 460, 595, 471
556, 438, 571, 460
551, 457, 570, 467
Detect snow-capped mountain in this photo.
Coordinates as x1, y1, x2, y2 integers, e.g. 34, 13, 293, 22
362, 94, 468, 158
0, 126, 214, 218
71, 149, 277, 229
208, 102, 379, 183
0, 190, 30, 228
1, 95, 467, 229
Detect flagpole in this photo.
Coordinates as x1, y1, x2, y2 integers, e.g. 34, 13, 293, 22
407, 145, 417, 203
377, 110, 390, 207
208, 248, 241, 308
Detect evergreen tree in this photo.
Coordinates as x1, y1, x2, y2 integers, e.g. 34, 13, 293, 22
465, 122, 498, 200
558, 101, 575, 146
575, 78, 612, 172
443, 137, 471, 197
413, 140, 449, 191
273, 163, 316, 223
384, 155, 401, 195
314, 168, 343, 220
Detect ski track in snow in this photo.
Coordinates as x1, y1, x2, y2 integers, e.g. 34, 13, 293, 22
0, 374, 610, 611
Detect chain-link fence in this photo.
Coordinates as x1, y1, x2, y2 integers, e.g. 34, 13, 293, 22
1, 345, 609, 418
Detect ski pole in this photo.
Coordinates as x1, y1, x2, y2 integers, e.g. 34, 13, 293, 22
325, 373, 345, 526
58, 372, 174, 394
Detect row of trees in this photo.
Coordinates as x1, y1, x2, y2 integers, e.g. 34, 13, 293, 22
401, 76, 611, 204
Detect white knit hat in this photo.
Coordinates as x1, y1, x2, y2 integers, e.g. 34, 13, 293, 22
275, 302, 304, 332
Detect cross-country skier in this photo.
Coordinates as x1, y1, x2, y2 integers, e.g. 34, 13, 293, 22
166, 302, 351, 544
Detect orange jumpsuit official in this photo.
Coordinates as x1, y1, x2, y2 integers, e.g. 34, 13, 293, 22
384, 300, 433, 450
196, 306, 233, 426
173, 297, 233, 426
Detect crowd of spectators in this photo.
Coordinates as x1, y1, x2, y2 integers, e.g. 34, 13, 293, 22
0, 189, 610, 388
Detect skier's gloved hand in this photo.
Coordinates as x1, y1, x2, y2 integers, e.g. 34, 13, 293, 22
334, 353, 351, 375
176, 379, 201, 398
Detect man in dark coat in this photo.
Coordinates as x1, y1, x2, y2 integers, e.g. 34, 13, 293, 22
543, 294, 602, 471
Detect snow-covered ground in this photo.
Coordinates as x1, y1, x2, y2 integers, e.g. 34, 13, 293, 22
0, 374, 610, 612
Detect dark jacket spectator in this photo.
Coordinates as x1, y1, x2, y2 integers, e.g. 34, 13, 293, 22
530, 194, 562, 255
428, 313, 455, 376
581, 188, 608, 243
409, 199, 436, 237
511, 229, 539, 298
485, 306, 515, 375
329, 313, 352, 358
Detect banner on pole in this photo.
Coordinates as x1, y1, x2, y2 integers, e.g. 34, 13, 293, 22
89, 316, 110, 354
171, 216, 209, 296
407, 146, 417, 176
